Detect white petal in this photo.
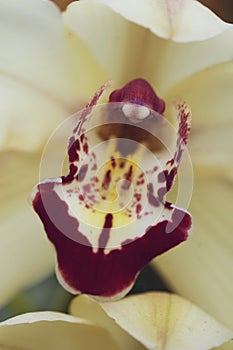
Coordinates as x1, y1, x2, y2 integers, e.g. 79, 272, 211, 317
63, 0, 146, 84
0, 311, 118, 350
164, 61, 233, 178
0, 149, 59, 307
64, 1, 233, 94
154, 178, 233, 333
70, 295, 145, 350
100, 292, 233, 350
0, 0, 104, 152
94, 0, 230, 41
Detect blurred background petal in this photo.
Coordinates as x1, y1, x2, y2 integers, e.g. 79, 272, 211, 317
99, 292, 233, 350
0, 311, 118, 350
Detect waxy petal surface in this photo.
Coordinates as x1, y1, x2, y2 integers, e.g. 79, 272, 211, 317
64, 0, 233, 93
71, 293, 233, 350
100, 292, 233, 350
0, 0, 105, 152
0, 151, 56, 307
90, 0, 230, 41
70, 294, 144, 350
154, 178, 233, 334
164, 61, 233, 178
153, 61, 233, 335
0, 311, 118, 350
32, 81, 192, 300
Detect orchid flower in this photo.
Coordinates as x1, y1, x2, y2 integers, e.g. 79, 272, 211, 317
62, 0, 233, 333
0, 292, 232, 350
0, 0, 232, 340
31, 78, 192, 300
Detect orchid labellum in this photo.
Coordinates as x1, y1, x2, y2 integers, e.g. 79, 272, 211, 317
31, 79, 192, 300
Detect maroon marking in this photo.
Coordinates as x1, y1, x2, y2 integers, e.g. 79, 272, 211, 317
147, 183, 160, 207
136, 204, 142, 214
178, 104, 191, 145
83, 143, 88, 154
111, 156, 116, 168
134, 193, 141, 202
119, 162, 125, 168
31, 81, 192, 299
136, 179, 144, 185
98, 213, 113, 249
121, 165, 133, 190
91, 163, 97, 171
62, 164, 78, 184
176, 148, 183, 163
124, 165, 133, 181
68, 136, 80, 163
109, 78, 165, 115
165, 167, 177, 191
83, 184, 91, 193
32, 183, 191, 298
158, 187, 167, 202
77, 164, 88, 182
102, 169, 111, 190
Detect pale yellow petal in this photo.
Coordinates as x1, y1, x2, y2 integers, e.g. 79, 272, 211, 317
142, 26, 233, 94
64, 1, 233, 94
154, 178, 233, 333
63, 0, 147, 84
0, 311, 118, 350
0, 151, 55, 307
0, 0, 105, 152
100, 292, 232, 350
164, 61, 233, 178
70, 295, 145, 350
93, 0, 230, 41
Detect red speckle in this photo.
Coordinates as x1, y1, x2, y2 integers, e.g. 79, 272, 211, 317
124, 165, 133, 181
111, 156, 116, 168
91, 163, 97, 171
83, 143, 88, 154
98, 213, 113, 249
136, 204, 142, 214
134, 193, 141, 202
136, 179, 144, 186
102, 169, 111, 190
83, 184, 91, 193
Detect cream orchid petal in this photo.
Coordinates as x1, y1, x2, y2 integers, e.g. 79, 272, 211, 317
0, 150, 54, 307
70, 295, 145, 350
0, 0, 101, 152
142, 26, 233, 94
163, 61, 233, 178
100, 292, 233, 350
0, 311, 118, 350
64, 1, 233, 94
63, 0, 148, 84
154, 178, 233, 334
90, 0, 230, 41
